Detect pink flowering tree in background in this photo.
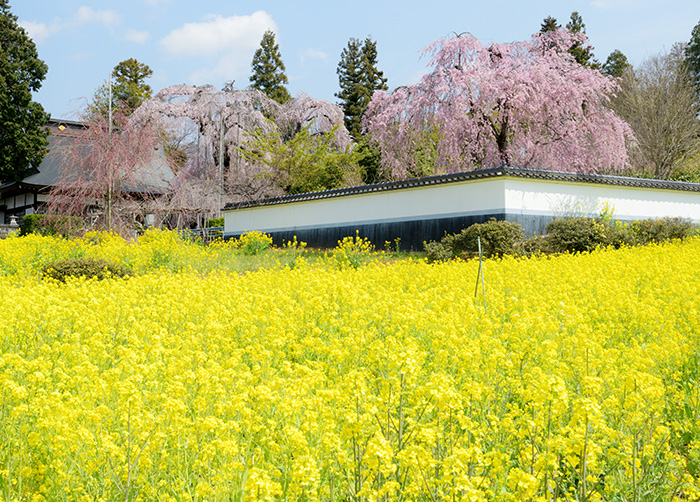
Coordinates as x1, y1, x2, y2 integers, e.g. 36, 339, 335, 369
132, 85, 353, 225
364, 30, 634, 179
46, 109, 164, 235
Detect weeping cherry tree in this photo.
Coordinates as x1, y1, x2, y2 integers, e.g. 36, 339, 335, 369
132, 85, 353, 219
364, 30, 633, 179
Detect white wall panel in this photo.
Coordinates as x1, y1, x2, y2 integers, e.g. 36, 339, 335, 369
504, 178, 700, 222
226, 179, 506, 235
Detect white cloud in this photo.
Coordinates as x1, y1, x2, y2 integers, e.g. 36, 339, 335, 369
300, 48, 328, 64
159, 11, 276, 58
18, 21, 55, 45
159, 11, 277, 85
75, 6, 122, 28
125, 29, 150, 44
18, 7, 122, 44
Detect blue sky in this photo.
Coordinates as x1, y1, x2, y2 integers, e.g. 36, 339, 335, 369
13, 0, 700, 120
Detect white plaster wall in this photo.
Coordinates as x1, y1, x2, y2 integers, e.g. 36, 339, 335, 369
504, 178, 700, 222
225, 175, 700, 236
225, 178, 507, 235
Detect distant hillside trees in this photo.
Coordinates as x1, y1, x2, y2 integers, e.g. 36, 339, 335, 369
611, 47, 700, 179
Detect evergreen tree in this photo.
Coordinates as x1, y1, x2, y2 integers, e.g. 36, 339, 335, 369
336, 38, 364, 139
361, 38, 388, 102
91, 58, 153, 116
566, 12, 599, 69
336, 36, 388, 141
686, 19, 700, 96
602, 49, 631, 78
0, 0, 50, 181
249, 30, 290, 104
540, 16, 560, 33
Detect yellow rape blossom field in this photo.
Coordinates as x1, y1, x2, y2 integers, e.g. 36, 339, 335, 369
1, 229, 699, 501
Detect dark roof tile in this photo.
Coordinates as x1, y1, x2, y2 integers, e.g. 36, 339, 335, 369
223, 166, 700, 211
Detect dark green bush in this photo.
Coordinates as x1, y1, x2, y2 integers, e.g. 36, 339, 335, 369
516, 234, 554, 256
424, 219, 524, 262
424, 240, 453, 263
630, 217, 694, 244
41, 257, 132, 282
545, 217, 639, 253
545, 217, 608, 253
605, 223, 638, 249
452, 219, 524, 258
20, 214, 51, 236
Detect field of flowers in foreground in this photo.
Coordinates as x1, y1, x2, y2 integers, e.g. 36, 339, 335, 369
1, 232, 699, 501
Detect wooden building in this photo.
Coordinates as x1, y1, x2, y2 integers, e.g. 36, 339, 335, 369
0, 119, 174, 225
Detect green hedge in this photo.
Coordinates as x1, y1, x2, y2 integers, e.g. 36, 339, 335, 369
425, 216, 696, 261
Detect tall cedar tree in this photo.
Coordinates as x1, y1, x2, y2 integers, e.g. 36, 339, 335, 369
92, 58, 154, 117
336, 37, 388, 140
686, 19, 700, 97
540, 16, 560, 33
249, 30, 291, 104
566, 12, 599, 69
0, 0, 50, 181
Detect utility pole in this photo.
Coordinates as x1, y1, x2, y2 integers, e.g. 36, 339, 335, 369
218, 109, 226, 217
107, 71, 113, 229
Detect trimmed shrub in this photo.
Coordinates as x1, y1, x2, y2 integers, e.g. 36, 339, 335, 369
451, 219, 524, 258
545, 217, 608, 253
631, 217, 694, 244
41, 257, 132, 282
424, 219, 524, 262
516, 234, 554, 256
424, 240, 453, 263
605, 222, 638, 249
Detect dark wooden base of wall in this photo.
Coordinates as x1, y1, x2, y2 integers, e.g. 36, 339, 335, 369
225, 213, 554, 251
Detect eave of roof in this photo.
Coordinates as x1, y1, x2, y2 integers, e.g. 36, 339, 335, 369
223, 166, 700, 212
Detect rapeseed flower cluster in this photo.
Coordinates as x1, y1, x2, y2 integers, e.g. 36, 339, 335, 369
0, 230, 699, 500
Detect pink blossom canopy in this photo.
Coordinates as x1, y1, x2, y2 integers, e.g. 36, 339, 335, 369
364, 30, 633, 179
